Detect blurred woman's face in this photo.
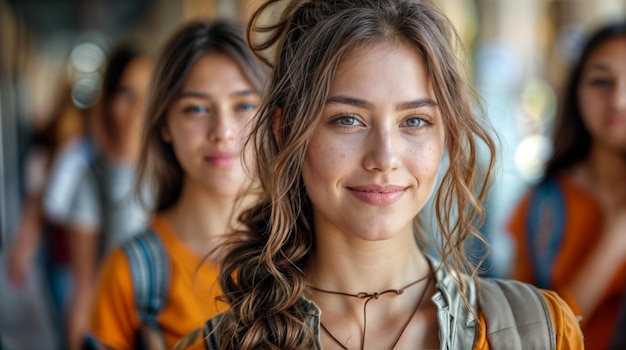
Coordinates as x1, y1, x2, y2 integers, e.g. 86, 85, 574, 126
578, 35, 626, 152
162, 53, 260, 198
110, 56, 154, 143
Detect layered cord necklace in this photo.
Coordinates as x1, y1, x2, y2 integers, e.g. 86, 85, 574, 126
308, 268, 433, 350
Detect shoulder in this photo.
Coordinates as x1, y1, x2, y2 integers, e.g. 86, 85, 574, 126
119, 228, 169, 276
477, 278, 583, 350
174, 314, 223, 350
54, 137, 87, 162
50, 137, 96, 176
99, 229, 165, 285
43, 141, 97, 221
99, 247, 133, 284
478, 278, 551, 327
173, 327, 206, 350
538, 289, 584, 350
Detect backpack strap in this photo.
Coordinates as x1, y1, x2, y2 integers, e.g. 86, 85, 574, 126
478, 278, 556, 350
122, 228, 170, 330
202, 314, 223, 350
87, 152, 111, 261
608, 287, 626, 349
525, 176, 566, 289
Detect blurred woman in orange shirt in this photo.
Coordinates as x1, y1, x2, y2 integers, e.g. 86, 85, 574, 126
87, 19, 266, 350
508, 21, 626, 350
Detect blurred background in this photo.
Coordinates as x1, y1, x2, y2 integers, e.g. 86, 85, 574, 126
0, 0, 625, 349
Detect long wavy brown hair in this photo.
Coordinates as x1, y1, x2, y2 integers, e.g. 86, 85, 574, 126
217, 1, 496, 348
135, 19, 267, 213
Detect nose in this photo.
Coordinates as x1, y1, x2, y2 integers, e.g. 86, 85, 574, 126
133, 95, 148, 123
612, 80, 626, 111
208, 108, 236, 144
362, 125, 401, 172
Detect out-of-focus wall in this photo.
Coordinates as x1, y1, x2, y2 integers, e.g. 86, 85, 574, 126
0, 0, 23, 249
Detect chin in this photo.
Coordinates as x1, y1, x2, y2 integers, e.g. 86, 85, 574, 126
352, 226, 408, 242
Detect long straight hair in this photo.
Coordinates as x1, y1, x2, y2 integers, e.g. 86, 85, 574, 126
136, 19, 267, 213
546, 21, 626, 175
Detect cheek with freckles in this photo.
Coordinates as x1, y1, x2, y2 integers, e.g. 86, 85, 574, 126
407, 142, 443, 199
301, 132, 357, 207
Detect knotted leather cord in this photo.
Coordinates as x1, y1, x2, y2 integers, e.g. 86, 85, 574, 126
308, 269, 433, 350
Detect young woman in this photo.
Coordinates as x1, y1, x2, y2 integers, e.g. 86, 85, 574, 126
87, 19, 266, 350
508, 21, 626, 350
64, 44, 154, 350
179, 0, 584, 349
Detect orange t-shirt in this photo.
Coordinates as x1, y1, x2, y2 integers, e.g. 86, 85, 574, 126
90, 215, 227, 350
508, 174, 626, 350
175, 289, 583, 349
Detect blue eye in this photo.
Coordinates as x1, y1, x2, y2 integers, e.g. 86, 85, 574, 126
336, 116, 361, 126
184, 105, 209, 114
402, 117, 425, 128
589, 78, 612, 87
236, 102, 256, 113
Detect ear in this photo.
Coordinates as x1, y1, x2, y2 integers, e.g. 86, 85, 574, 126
272, 106, 283, 149
160, 122, 172, 143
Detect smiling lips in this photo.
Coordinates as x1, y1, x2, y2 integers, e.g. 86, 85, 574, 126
608, 115, 626, 127
204, 152, 238, 168
348, 184, 407, 206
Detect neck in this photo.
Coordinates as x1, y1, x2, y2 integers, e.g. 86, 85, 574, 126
574, 144, 626, 206
305, 227, 437, 350
306, 228, 430, 293
161, 179, 245, 259
102, 138, 140, 163
586, 144, 626, 185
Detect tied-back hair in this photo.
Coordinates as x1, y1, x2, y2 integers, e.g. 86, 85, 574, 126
545, 21, 626, 175
217, 1, 496, 348
136, 19, 267, 213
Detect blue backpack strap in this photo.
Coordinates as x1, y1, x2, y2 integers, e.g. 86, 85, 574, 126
525, 176, 566, 289
122, 228, 170, 328
609, 288, 626, 349
202, 314, 223, 350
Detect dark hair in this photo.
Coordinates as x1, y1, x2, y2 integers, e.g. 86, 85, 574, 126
546, 21, 626, 174
217, 1, 496, 348
136, 19, 267, 212
101, 44, 144, 144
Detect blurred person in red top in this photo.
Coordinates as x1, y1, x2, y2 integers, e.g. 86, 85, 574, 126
3, 77, 91, 350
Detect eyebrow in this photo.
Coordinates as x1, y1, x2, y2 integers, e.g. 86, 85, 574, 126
178, 89, 258, 99
326, 95, 438, 110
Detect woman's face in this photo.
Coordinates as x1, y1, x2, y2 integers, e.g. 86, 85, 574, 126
110, 56, 153, 141
163, 53, 260, 198
578, 35, 626, 152
301, 41, 445, 243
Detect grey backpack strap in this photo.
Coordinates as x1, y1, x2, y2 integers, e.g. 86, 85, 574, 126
122, 228, 170, 348
479, 279, 556, 350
